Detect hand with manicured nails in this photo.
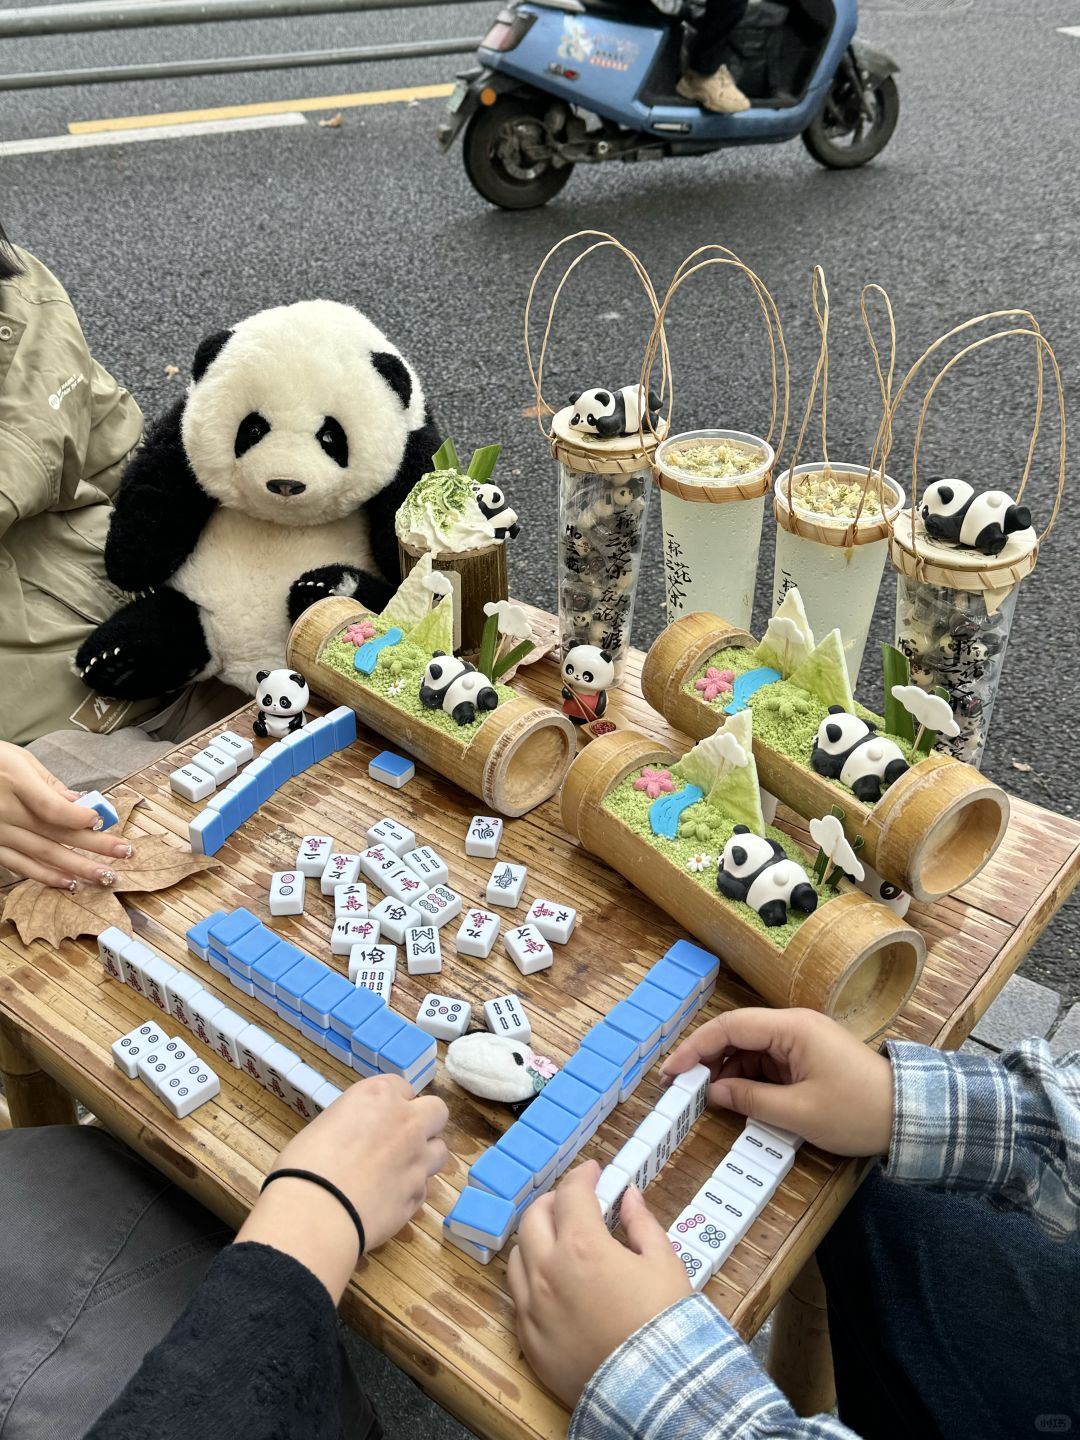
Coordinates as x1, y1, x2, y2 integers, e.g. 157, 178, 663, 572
662, 1006, 894, 1158
507, 1160, 691, 1409
0, 742, 134, 889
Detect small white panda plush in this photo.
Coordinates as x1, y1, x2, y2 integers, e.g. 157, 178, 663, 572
444, 1032, 556, 1105
811, 707, 910, 803
920, 478, 1032, 557
419, 652, 499, 726
561, 643, 615, 725
253, 667, 309, 739
568, 384, 663, 440
717, 826, 818, 927
474, 483, 520, 541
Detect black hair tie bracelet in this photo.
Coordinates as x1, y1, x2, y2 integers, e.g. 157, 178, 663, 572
260, 1168, 366, 1256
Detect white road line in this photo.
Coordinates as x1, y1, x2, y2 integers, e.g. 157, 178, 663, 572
1059, 25, 1080, 37
0, 111, 306, 157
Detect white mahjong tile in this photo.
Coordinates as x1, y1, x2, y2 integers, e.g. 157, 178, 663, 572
416, 993, 471, 1041
283, 1062, 324, 1121
297, 835, 333, 877
164, 972, 204, 1031
118, 938, 157, 996
671, 1063, 711, 1124
312, 1081, 343, 1114
348, 942, 397, 979
259, 1042, 301, 1100
269, 870, 306, 916
379, 864, 427, 903
142, 955, 177, 1013
667, 1232, 718, 1291
595, 1164, 631, 1232
207, 1008, 248, 1069
189, 991, 226, 1049
524, 897, 577, 945
454, 907, 500, 959
370, 897, 421, 943
485, 862, 526, 908
465, 816, 503, 859
366, 817, 416, 855
210, 729, 254, 765
98, 926, 129, 982
358, 844, 400, 885
633, 1113, 674, 1185
415, 885, 462, 929
670, 1202, 739, 1266
693, 1177, 756, 1243
160, 1060, 221, 1119
112, 1021, 168, 1078
351, 967, 394, 1002
190, 745, 236, 782
654, 1085, 696, 1151
320, 851, 362, 895
334, 882, 369, 919
137, 1035, 196, 1091
236, 1024, 276, 1083
402, 845, 448, 887
733, 1122, 797, 1179
711, 1151, 780, 1206
405, 926, 442, 976
483, 993, 530, 1043
169, 764, 217, 803
504, 924, 553, 976
331, 916, 381, 956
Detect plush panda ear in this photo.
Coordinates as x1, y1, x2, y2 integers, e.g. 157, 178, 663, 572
432, 650, 446, 658
192, 329, 234, 382
569, 392, 581, 405
371, 352, 412, 410
289, 673, 304, 687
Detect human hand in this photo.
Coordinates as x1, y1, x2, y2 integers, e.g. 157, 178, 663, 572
237, 1076, 449, 1302
507, 1160, 691, 1409
662, 1007, 893, 1157
0, 742, 134, 889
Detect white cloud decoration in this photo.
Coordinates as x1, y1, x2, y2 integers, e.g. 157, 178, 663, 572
890, 684, 961, 739
482, 599, 533, 640
809, 813, 865, 882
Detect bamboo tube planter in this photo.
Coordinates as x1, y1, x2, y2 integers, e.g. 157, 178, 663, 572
287, 598, 575, 817
562, 731, 925, 1039
641, 611, 1010, 903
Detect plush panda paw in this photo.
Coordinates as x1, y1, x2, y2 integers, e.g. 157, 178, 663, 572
287, 565, 395, 624
72, 643, 138, 697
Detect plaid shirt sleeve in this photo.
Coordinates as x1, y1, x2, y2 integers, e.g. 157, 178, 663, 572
569, 1295, 856, 1440
885, 1037, 1080, 1239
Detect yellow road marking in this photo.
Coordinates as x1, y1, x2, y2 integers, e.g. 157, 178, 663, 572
69, 81, 455, 134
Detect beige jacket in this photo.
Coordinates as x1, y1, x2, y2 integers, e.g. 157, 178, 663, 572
0, 247, 144, 743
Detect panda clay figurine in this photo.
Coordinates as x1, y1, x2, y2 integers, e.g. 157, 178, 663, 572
74, 300, 439, 700
419, 652, 499, 726
717, 826, 818, 928
811, 707, 910, 803
852, 861, 911, 919
561, 644, 615, 725
920, 478, 1032, 557
568, 384, 664, 440
474, 483, 520, 542
253, 667, 309, 739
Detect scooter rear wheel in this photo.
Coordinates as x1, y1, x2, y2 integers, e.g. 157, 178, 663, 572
802, 75, 899, 169
463, 97, 573, 210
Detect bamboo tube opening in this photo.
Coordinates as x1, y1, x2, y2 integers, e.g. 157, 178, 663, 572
829, 940, 923, 1040
906, 793, 1009, 901
480, 707, 577, 818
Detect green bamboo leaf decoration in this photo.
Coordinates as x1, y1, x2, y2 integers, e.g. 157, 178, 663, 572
467, 444, 502, 484
477, 614, 499, 681
490, 638, 533, 683
881, 642, 916, 741
431, 438, 461, 472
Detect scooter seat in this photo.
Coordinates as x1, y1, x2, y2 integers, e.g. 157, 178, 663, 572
581, 0, 696, 21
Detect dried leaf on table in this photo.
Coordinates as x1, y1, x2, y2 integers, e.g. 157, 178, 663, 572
112, 836, 217, 894
1, 881, 130, 947
110, 793, 146, 833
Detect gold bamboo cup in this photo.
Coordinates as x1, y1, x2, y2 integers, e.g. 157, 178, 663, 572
397, 538, 507, 656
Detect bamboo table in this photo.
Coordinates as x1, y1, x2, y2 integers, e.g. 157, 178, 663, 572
3, 626, 1080, 1439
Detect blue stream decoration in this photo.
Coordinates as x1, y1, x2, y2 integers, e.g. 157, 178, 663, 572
649, 784, 703, 839
723, 666, 781, 714
354, 626, 403, 675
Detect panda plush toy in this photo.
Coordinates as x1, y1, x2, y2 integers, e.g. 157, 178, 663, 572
716, 826, 818, 927
810, 707, 910, 803
920, 478, 1032, 557
74, 300, 440, 699
568, 384, 663, 440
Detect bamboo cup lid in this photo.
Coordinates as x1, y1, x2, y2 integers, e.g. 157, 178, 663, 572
774, 464, 903, 547
890, 508, 1039, 594
653, 429, 774, 504
550, 405, 666, 475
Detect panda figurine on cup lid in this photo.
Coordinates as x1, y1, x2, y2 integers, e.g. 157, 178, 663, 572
568, 383, 664, 440
920, 478, 1033, 557
560, 644, 615, 726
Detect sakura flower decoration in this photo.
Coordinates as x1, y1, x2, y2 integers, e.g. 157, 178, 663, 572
809, 814, 864, 882
695, 666, 735, 702
686, 853, 712, 874
633, 767, 675, 799
526, 1049, 559, 1080
890, 684, 961, 739
344, 619, 376, 645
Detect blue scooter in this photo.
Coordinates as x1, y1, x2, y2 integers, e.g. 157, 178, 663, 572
439, 0, 899, 209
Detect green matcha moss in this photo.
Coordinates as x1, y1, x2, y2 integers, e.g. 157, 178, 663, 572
684, 648, 915, 805
321, 616, 516, 739
603, 775, 833, 950
397, 468, 476, 537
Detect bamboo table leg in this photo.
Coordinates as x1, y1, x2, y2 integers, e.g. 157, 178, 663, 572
766, 1255, 837, 1417
0, 1014, 77, 1127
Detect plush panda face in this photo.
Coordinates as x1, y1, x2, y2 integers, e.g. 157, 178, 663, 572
562, 643, 615, 692
921, 478, 973, 524
569, 389, 616, 435
181, 300, 426, 527
721, 826, 776, 879
254, 667, 309, 717
814, 707, 872, 757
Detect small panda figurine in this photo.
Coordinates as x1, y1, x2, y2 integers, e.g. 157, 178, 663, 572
419, 652, 499, 726
717, 826, 818, 928
810, 707, 910, 803
253, 667, 309, 738
920, 478, 1032, 557
475, 483, 520, 542
852, 862, 911, 919
561, 643, 615, 725
568, 384, 663, 440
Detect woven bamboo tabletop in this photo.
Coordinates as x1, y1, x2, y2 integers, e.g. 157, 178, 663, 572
2, 609, 1079, 1440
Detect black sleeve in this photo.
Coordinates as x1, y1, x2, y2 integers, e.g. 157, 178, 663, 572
104, 398, 217, 593
85, 1242, 344, 1440
362, 409, 441, 585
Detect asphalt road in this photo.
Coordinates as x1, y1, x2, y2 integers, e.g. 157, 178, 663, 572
3, 0, 1079, 1006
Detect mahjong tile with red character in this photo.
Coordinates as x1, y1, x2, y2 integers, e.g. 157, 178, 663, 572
296, 835, 333, 877
455, 907, 500, 959
525, 897, 577, 945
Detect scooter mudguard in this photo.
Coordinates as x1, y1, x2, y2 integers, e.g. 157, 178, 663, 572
851, 37, 900, 83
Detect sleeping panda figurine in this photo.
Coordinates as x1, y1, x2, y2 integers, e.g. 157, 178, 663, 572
920, 478, 1032, 557
716, 826, 818, 927
568, 383, 663, 440
810, 707, 910, 803
474, 482, 520, 541
74, 300, 440, 699
419, 652, 499, 726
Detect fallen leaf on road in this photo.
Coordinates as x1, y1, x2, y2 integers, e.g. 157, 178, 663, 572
164, 363, 179, 378
318, 113, 343, 128
520, 403, 553, 419
1011, 760, 1033, 773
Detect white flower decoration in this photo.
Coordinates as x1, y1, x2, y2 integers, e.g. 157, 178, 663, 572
890, 684, 961, 739
483, 599, 533, 640
387, 677, 407, 696
686, 853, 713, 873
809, 814, 864, 882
